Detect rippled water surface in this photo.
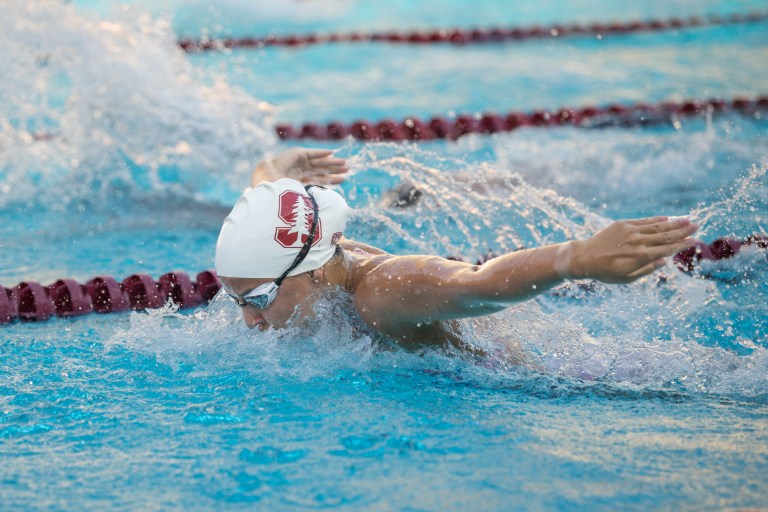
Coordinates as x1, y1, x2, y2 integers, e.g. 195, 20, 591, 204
1, 0, 767, 510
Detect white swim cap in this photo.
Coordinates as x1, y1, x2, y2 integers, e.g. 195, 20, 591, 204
215, 178, 349, 278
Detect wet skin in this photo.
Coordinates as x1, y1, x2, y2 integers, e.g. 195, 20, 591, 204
220, 148, 700, 355
219, 239, 466, 349
220, 215, 699, 350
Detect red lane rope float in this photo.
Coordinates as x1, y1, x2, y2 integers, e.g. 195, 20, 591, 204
276, 95, 768, 142
178, 11, 768, 52
0, 236, 766, 324
673, 234, 768, 272
0, 270, 222, 324
27, 96, 767, 145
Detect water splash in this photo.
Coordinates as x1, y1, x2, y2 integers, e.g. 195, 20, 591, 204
107, 138, 768, 398
108, 289, 378, 382
341, 142, 607, 261
0, 1, 276, 210
87, 0, 359, 37
489, 120, 768, 219
333, 142, 768, 397
689, 160, 768, 238
459, 281, 768, 398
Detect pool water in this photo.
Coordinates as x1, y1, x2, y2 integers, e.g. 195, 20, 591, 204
2, 0, 768, 510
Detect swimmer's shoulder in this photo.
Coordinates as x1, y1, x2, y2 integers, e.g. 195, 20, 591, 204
339, 238, 390, 257
340, 239, 465, 297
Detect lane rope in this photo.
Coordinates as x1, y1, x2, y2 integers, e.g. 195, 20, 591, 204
275, 96, 768, 141
178, 11, 768, 52
1, 235, 765, 324
27, 96, 767, 144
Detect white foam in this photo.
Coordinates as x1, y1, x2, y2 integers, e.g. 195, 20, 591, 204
342, 142, 607, 260
85, 0, 357, 31
490, 123, 768, 221
108, 289, 378, 382
107, 140, 768, 398
335, 143, 768, 396
0, 1, 276, 210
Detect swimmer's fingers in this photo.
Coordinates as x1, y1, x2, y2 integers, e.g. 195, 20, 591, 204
314, 158, 348, 172
635, 217, 694, 235
640, 222, 698, 246
625, 216, 668, 226
304, 149, 335, 160
301, 166, 347, 178
307, 153, 348, 172
271, 148, 345, 183
274, 148, 344, 171
308, 153, 346, 167
299, 153, 349, 184
298, 169, 349, 185
643, 237, 699, 260
626, 259, 665, 280
578, 218, 696, 284
618, 239, 693, 283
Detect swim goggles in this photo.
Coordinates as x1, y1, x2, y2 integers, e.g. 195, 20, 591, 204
225, 185, 320, 310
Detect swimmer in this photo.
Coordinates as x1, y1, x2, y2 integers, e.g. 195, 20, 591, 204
215, 147, 699, 354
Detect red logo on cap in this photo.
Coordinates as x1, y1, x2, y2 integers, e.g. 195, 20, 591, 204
274, 191, 323, 248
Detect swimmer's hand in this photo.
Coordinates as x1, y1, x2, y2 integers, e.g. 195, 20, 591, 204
251, 148, 348, 186
565, 216, 699, 283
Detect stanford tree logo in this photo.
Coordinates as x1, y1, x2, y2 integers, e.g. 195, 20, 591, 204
274, 190, 322, 248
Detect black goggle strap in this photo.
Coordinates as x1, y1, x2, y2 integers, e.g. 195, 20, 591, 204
273, 185, 320, 287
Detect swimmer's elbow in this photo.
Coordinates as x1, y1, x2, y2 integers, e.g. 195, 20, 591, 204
448, 264, 536, 313
457, 296, 514, 316
437, 275, 515, 319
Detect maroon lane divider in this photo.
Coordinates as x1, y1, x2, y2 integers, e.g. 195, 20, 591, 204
1, 236, 766, 325
673, 234, 768, 272
28, 96, 768, 145
178, 11, 768, 52
275, 96, 768, 142
86, 276, 130, 313
0, 271, 222, 324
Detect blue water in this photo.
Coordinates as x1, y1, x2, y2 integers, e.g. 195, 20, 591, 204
2, 0, 768, 510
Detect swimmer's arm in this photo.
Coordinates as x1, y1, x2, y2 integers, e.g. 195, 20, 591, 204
355, 217, 698, 330
354, 250, 564, 331
250, 148, 348, 186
